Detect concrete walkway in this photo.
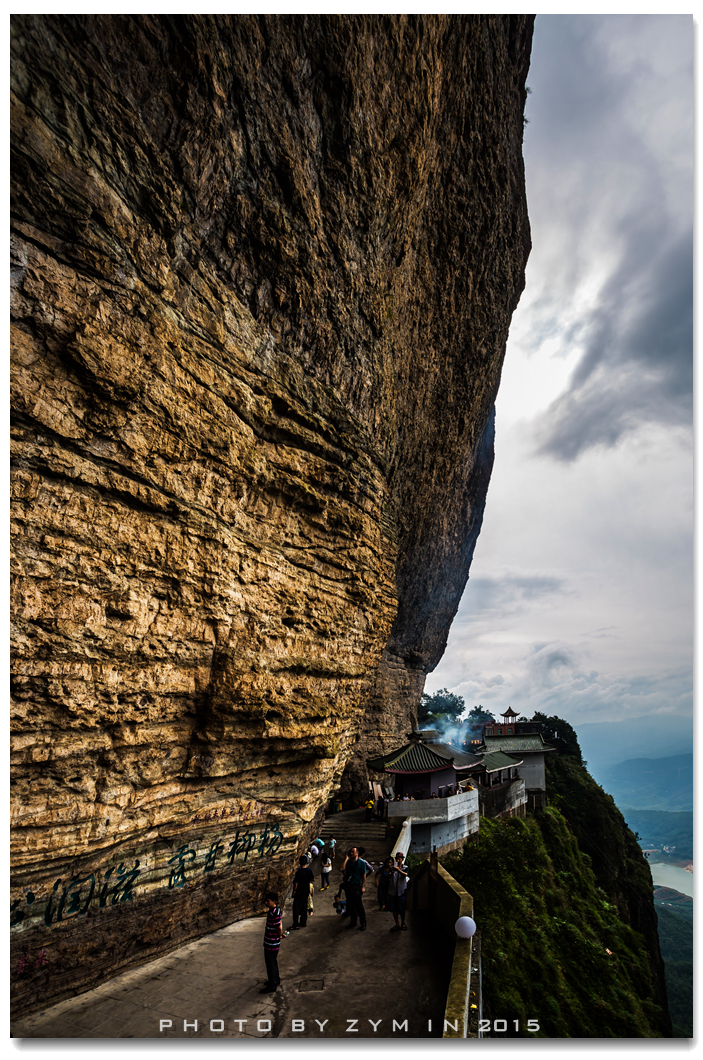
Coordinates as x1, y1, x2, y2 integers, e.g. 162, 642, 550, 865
11, 856, 453, 1039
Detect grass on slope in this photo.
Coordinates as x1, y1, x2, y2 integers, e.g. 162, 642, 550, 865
443, 810, 665, 1038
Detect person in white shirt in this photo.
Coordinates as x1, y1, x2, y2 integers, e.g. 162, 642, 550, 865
319, 854, 332, 890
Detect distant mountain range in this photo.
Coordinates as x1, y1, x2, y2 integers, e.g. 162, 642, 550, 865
576, 714, 692, 776
591, 753, 692, 813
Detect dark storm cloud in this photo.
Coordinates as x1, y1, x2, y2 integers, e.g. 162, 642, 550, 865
522, 15, 692, 461
535, 226, 693, 461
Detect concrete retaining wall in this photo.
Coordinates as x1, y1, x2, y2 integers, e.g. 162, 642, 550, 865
407, 858, 476, 1038
387, 789, 478, 824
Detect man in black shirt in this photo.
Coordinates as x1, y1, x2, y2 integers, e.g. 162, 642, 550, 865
291, 855, 314, 929
343, 847, 371, 931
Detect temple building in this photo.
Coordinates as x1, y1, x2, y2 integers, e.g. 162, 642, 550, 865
367, 730, 481, 854
468, 750, 527, 818
474, 710, 556, 810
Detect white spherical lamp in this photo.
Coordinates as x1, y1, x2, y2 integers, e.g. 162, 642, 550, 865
455, 916, 476, 939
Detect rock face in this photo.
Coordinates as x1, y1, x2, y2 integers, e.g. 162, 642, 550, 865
11, 14, 533, 1013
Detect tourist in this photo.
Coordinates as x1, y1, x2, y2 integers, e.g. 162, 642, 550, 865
291, 856, 315, 929
329, 836, 337, 860
344, 845, 373, 877
310, 842, 319, 859
388, 852, 409, 932
342, 847, 371, 931
320, 852, 332, 890
261, 891, 284, 993
364, 796, 375, 822
375, 856, 393, 910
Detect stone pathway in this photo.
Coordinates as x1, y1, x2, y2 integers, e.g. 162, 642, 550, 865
12, 857, 453, 1039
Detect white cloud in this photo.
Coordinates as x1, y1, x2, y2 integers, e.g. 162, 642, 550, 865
427, 17, 692, 729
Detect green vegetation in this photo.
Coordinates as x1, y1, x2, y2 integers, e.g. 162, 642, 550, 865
466, 704, 495, 728
531, 712, 582, 760
418, 688, 466, 726
656, 907, 692, 1037
418, 693, 496, 733
542, 755, 656, 913
444, 810, 666, 1037
621, 810, 693, 860
441, 723, 673, 1038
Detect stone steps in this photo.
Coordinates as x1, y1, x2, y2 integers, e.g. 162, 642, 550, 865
312, 808, 397, 865
318, 826, 387, 840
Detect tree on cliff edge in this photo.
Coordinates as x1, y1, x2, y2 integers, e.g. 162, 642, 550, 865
418, 688, 465, 726
466, 704, 496, 729
531, 712, 582, 762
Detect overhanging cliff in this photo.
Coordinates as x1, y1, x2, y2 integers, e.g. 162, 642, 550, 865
11, 14, 533, 1013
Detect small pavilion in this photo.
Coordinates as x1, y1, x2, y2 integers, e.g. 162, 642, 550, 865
484, 706, 519, 736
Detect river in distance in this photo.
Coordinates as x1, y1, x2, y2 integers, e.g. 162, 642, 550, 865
649, 861, 693, 898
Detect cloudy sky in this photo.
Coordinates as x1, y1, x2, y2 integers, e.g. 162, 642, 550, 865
426, 15, 693, 728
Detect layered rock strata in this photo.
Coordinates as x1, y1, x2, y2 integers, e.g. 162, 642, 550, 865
11, 13, 533, 1013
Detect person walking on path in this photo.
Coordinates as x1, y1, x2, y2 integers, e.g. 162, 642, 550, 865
320, 853, 332, 891
342, 847, 371, 931
291, 856, 315, 929
261, 892, 284, 992
329, 837, 337, 860
364, 796, 375, 822
388, 851, 409, 932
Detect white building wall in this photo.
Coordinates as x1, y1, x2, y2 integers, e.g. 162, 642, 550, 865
387, 788, 478, 824
517, 754, 546, 791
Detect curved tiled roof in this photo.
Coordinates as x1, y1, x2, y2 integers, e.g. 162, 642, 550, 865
367, 741, 453, 773
480, 750, 524, 772
430, 742, 483, 769
479, 734, 555, 754
367, 740, 482, 774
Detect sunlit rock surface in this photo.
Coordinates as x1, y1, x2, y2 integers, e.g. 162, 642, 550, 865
11, 13, 532, 1012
